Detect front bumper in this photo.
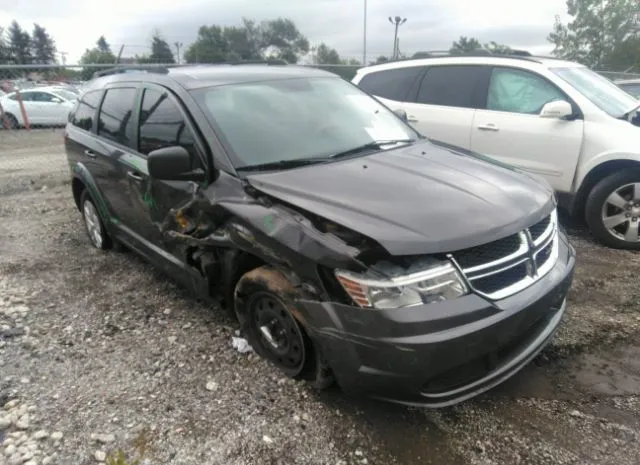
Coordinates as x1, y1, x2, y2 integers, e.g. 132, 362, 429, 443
296, 232, 576, 407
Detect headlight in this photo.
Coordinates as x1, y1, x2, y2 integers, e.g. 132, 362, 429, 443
334, 259, 468, 309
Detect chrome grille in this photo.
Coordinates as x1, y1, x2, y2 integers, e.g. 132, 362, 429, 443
450, 210, 559, 300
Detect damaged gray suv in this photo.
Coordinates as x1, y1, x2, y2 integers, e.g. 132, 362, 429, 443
65, 63, 576, 407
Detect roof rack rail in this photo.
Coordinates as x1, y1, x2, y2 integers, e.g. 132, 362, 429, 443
92, 66, 170, 79
383, 49, 540, 65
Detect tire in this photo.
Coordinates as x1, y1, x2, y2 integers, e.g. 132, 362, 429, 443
234, 266, 334, 389
2, 113, 19, 129
585, 169, 640, 250
80, 190, 113, 250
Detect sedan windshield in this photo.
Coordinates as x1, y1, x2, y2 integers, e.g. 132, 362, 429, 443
191, 77, 418, 170
551, 66, 638, 117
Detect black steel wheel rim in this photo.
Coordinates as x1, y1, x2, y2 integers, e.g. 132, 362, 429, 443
249, 292, 305, 371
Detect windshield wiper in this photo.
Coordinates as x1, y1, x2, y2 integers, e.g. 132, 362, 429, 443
236, 158, 329, 173
236, 139, 416, 173
329, 139, 416, 160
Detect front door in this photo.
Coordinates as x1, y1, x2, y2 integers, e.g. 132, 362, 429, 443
470, 67, 584, 193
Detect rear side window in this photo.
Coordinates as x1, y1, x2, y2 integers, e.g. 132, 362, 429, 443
71, 90, 103, 131
357, 67, 422, 101
97, 87, 136, 146
414, 65, 484, 108
138, 88, 198, 160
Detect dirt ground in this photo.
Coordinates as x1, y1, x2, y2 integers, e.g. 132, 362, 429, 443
1, 129, 640, 465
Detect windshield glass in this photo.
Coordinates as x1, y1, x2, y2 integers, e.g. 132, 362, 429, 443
551, 66, 638, 117
191, 77, 418, 170
51, 89, 78, 101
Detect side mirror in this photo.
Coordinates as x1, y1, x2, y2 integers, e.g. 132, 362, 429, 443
540, 100, 573, 119
51, 97, 63, 103
393, 108, 409, 123
148, 146, 207, 182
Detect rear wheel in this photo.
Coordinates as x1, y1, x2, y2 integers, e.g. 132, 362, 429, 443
80, 190, 112, 250
585, 170, 640, 250
234, 266, 333, 389
2, 113, 18, 129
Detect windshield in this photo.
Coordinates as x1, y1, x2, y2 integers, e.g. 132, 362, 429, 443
191, 77, 418, 170
51, 89, 78, 101
551, 66, 638, 117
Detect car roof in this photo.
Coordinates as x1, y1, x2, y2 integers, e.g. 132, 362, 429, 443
85, 64, 339, 91
355, 55, 584, 75
616, 79, 640, 84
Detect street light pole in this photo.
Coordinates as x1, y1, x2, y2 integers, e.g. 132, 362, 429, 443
388, 16, 407, 60
363, 0, 367, 65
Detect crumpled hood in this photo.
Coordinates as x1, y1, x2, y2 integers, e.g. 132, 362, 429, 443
246, 141, 555, 255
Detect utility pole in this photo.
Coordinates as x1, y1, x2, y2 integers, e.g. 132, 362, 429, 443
174, 42, 183, 65
388, 16, 407, 60
363, 0, 367, 65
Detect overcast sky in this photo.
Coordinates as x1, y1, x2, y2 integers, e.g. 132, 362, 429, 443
0, 0, 570, 64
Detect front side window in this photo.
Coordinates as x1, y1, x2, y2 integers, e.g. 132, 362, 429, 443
97, 87, 136, 146
71, 90, 103, 131
486, 68, 566, 115
414, 65, 484, 108
357, 67, 423, 101
138, 88, 199, 163
31, 92, 57, 102
551, 66, 637, 117
52, 89, 78, 101
191, 77, 418, 170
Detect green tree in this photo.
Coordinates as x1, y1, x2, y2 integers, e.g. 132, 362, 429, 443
371, 55, 390, 65
79, 36, 117, 79
484, 41, 513, 55
412, 51, 433, 59
31, 24, 57, 64
259, 18, 309, 63
97, 36, 111, 54
149, 32, 175, 63
450, 36, 482, 55
8, 21, 32, 64
0, 27, 7, 64
223, 19, 262, 61
184, 25, 229, 63
314, 43, 341, 64
548, 0, 640, 68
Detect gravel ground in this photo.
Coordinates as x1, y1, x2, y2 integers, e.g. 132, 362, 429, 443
1, 129, 640, 465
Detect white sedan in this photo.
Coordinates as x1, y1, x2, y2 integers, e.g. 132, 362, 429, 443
0, 86, 77, 128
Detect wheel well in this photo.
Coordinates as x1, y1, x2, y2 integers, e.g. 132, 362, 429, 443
221, 251, 267, 310
71, 178, 86, 211
573, 160, 640, 218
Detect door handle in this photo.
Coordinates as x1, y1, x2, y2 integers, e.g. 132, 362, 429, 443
83, 149, 96, 158
477, 124, 499, 132
127, 171, 144, 182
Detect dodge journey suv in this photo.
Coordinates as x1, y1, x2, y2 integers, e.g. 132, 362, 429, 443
65, 63, 575, 407
353, 54, 640, 250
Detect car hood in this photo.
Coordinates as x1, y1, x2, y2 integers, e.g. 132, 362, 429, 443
246, 141, 555, 256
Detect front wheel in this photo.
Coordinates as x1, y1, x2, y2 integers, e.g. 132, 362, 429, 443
234, 266, 333, 389
585, 170, 640, 250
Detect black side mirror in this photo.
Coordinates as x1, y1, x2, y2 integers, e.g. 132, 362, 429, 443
393, 108, 409, 123
148, 146, 207, 182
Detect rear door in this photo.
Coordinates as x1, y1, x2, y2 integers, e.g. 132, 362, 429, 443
14, 91, 41, 124
355, 65, 423, 111
470, 66, 584, 192
402, 65, 490, 149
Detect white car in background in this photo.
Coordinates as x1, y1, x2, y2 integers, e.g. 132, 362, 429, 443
352, 55, 640, 250
616, 79, 640, 99
0, 86, 78, 128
